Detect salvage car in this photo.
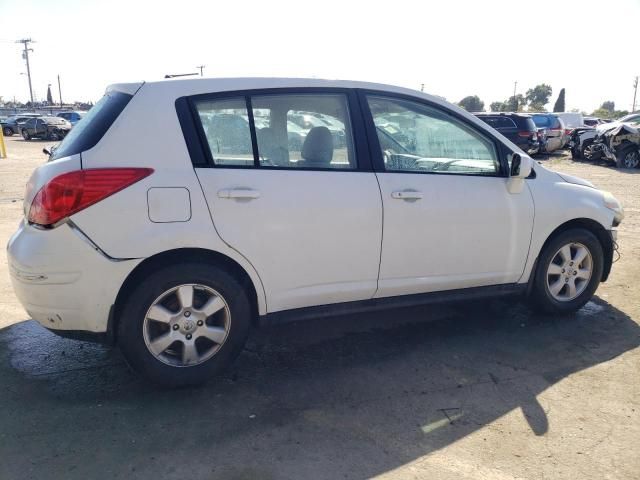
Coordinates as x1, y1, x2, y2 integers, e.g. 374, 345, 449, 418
7, 78, 624, 387
530, 113, 566, 153
2, 113, 42, 136
474, 112, 540, 155
590, 123, 640, 168
571, 113, 640, 161
20, 116, 72, 141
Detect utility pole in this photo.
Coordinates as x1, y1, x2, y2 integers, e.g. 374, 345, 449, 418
633, 76, 638, 112
16, 38, 35, 104
513, 80, 518, 111
196, 65, 205, 77
57, 74, 63, 106
420, 83, 424, 92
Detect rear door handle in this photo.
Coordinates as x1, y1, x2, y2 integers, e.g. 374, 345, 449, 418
391, 190, 423, 200
217, 188, 261, 199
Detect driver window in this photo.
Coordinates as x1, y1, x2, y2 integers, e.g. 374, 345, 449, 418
367, 96, 499, 175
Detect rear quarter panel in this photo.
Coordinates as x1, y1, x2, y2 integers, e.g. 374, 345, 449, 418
71, 83, 268, 314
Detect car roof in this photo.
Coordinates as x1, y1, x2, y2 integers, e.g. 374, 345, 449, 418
106, 77, 448, 104
475, 112, 532, 118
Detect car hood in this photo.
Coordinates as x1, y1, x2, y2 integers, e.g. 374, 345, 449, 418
556, 172, 595, 189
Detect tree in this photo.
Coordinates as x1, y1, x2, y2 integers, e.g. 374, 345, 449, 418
525, 84, 553, 111
46, 85, 53, 105
489, 101, 504, 112
553, 88, 565, 112
458, 95, 484, 112
601, 101, 615, 113
504, 94, 525, 112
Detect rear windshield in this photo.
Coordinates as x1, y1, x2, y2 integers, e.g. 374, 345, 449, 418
50, 91, 132, 161
479, 116, 517, 129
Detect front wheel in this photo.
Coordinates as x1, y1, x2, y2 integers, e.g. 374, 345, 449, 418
529, 228, 603, 314
616, 145, 640, 169
118, 263, 252, 387
3, 127, 13, 137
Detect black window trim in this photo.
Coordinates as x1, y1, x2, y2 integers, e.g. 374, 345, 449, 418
175, 87, 373, 172
356, 89, 511, 178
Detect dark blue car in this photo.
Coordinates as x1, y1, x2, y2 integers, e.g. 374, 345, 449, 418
474, 112, 539, 155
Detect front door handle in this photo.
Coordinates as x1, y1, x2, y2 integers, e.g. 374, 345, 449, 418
217, 188, 261, 199
391, 190, 423, 200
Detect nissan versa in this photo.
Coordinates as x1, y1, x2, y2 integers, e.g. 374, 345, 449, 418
7, 78, 624, 387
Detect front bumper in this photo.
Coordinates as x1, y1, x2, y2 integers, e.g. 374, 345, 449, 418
7, 220, 140, 333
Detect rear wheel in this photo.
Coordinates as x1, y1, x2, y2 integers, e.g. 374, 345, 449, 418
529, 228, 603, 314
118, 263, 252, 387
616, 144, 640, 169
21, 130, 31, 141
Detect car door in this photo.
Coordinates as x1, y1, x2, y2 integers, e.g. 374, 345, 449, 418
188, 90, 383, 313
23, 118, 36, 135
361, 93, 534, 297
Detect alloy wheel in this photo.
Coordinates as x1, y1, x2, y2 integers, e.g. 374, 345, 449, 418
143, 284, 231, 367
622, 150, 639, 168
546, 242, 593, 302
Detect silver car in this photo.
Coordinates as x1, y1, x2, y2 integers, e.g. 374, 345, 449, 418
531, 113, 566, 153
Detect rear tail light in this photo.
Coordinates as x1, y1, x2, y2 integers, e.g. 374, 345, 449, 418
28, 168, 153, 227
518, 131, 533, 138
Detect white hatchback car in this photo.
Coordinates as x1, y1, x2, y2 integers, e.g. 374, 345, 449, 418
8, 78, 624, 386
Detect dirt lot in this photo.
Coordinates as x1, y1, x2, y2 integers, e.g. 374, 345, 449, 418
0, 135, 638, 480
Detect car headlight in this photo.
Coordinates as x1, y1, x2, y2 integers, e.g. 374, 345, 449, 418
602, 191, 624, 226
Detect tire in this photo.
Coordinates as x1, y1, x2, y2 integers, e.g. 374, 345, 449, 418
21, 130, 31, 141
615, 144, 640, 169
580, 139, 594, 161
570, 146, 581, 160
529, 228, 603, 315
117, 263, 252, 387
2, 127, 13, 137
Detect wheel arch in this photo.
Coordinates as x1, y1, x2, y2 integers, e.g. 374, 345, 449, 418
111, 248, 263, 342
534, 218, 613, 285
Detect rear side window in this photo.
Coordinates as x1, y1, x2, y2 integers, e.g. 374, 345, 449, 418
252, 94, 355, 169
191, 92, 356, 170
193, 98, 254, 167
50, 91, 132, 161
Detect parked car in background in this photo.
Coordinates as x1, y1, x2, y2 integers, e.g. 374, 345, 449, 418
556, 112, 584, 146
56, 111, 86, 125
587, 122, 640, 168
474, 112, 539, 155
1, 113, 42, 136
7, 78, 623, 387
20, 116, 72, 140
584, 117, 610, 127
572, 113, 640, 160
530, 113, 566, 153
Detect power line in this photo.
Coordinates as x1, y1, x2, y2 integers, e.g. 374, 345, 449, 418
16, 38, 35, 104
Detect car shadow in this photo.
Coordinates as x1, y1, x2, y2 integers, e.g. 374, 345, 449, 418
0, 296, 637, 479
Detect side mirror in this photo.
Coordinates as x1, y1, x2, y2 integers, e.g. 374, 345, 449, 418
510, 153, 532, 178
42, 148, 51, 156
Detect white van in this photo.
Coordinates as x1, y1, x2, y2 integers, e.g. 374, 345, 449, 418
7, 78, 624, 386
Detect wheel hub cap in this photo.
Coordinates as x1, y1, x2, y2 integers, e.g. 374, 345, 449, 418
546, 242, 593, 302
142, 284, 231, 367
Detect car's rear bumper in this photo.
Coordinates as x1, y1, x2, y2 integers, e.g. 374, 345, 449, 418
7, 220, 140, 334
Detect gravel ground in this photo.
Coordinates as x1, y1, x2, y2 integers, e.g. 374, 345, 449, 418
0, 135, 638, 480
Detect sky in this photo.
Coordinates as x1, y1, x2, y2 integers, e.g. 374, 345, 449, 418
1, 0, 639, 113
